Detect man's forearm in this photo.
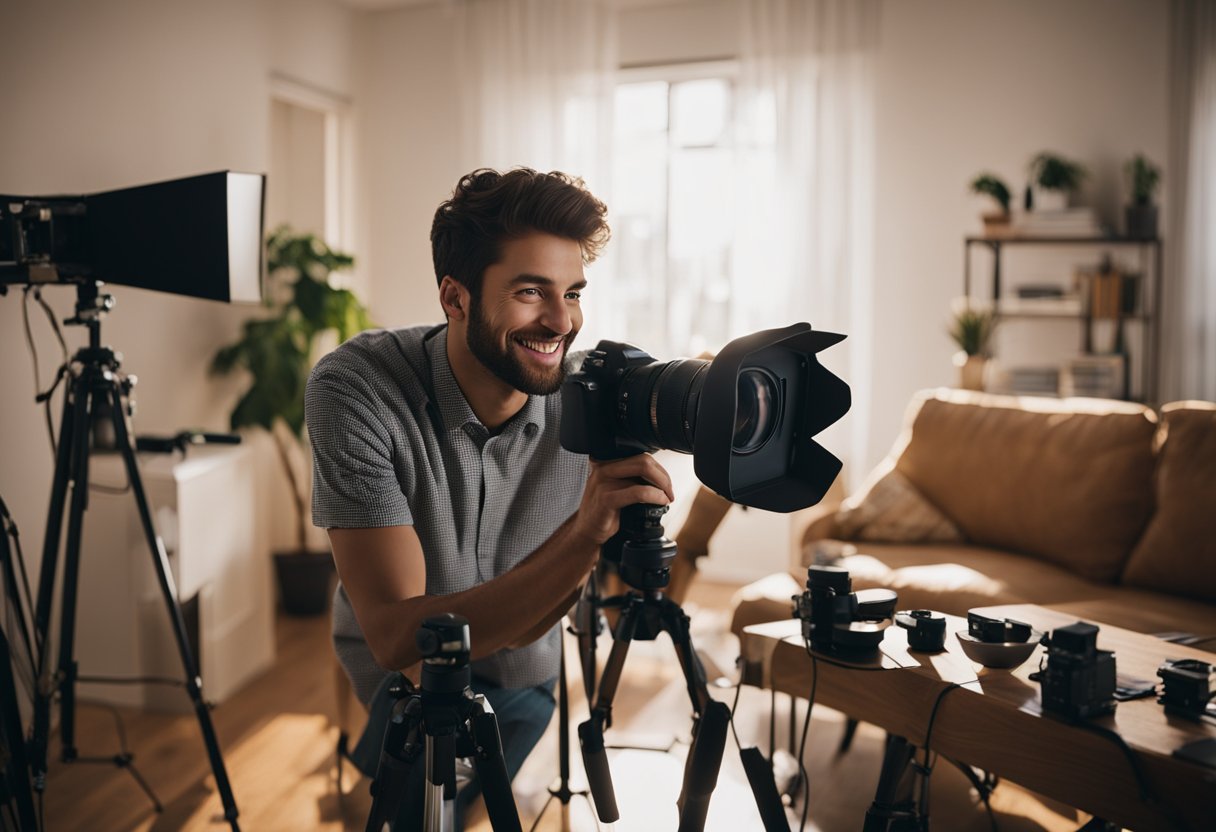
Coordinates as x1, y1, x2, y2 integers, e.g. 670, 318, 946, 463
380, 516, 597, 669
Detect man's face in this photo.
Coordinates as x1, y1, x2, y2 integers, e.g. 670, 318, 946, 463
465, 232, 586, 396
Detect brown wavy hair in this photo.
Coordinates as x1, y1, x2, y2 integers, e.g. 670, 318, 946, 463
430, 167, 610, 296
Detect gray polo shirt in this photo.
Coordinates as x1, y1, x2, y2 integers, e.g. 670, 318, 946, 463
305, 324, 588, 703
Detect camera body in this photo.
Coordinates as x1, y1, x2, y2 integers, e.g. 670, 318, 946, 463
894, 609, 947, 652
1157, 658, 1215, 720
1038, 622, 1116, 720
792, 565, 897, 655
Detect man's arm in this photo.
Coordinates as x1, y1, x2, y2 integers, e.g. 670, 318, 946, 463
329, 453, 673, 672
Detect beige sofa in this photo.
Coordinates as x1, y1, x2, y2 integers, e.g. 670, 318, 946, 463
731, 389, 1216, 650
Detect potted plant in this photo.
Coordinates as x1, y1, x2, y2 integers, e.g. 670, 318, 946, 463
211, 227, 373, 615
1028, 152, 1087, 211
970, 173, 1012, 235
1124, 153, 1160, 239
948, 305, 997, 391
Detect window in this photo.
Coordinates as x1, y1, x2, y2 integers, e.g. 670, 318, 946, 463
608, 65, 743, 360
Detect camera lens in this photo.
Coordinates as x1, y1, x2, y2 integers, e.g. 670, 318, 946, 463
732, 368, 780, 454
619, 358, 710, 454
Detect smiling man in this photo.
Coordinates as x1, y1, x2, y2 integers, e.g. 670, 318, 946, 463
304, 168, 672, 825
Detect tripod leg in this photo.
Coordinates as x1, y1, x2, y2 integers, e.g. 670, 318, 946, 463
107, 382, 241, 828
51, 378, 96, 764
0, 630, 39, 831
659, 600, 730, 832
469, 700, 523, 832
366, 696, 424, 832
578, 611, 634, 824
30, 375, 86, 782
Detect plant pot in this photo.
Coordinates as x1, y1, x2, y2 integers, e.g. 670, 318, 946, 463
981, 211, 1011, 237
1032, 188, 1068, 212
274, 550, 336, 616
1124, 203, 1158, 240
954, 352, 987, 391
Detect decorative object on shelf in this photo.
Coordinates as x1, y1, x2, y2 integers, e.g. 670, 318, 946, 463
1027, 151, 1087, 212
1124, 153, 1161, 240
969, 172, 1012, 235
1062, 355, 1126, 399
948, 305, 996, 391
211, 227, 373, 615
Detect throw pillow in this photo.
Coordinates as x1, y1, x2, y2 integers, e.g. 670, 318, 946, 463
836, 461, 964, 544
1121, 402, 1216, 602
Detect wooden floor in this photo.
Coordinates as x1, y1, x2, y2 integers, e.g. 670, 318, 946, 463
36, 580, 1086, 831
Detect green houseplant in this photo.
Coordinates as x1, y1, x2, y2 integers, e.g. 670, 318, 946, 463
1028, 152, 1087, 211
948, 306, 997, 391
1124, 153, 1161, 239
970, 173, 1012, 234
211, 226, 373, 614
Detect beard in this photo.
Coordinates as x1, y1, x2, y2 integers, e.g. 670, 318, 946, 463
465, 296, 573, 396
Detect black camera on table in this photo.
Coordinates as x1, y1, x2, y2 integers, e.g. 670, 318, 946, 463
1038, 622, 1117, 720
1157, 658, 1215, 720
792, 565, 897, 655
895, 609, 947, 652
967, 612, 1033, 644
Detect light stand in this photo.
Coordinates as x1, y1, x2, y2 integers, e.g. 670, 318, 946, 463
28, 282, 240, 829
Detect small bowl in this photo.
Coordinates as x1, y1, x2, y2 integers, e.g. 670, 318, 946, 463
955, 630, 1039, 669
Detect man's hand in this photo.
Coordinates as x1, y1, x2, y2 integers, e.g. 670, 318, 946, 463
571, 454, 675, 545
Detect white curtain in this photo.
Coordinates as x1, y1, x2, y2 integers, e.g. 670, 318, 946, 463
735, 0, 880, 486
1165, 0, 1216, 402
454, 0, 616, 188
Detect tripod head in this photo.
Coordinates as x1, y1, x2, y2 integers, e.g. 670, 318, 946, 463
603, 502, 678, 594
416, 613, 472, 696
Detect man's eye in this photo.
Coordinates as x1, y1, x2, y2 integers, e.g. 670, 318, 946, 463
519, 288, 541, 297
565, 291, 582, 301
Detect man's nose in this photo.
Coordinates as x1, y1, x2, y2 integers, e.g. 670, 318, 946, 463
541, 295, 573, 335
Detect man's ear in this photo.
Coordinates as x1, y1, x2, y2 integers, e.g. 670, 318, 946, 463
438, 276, 468, 321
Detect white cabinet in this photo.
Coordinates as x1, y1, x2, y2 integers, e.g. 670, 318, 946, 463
75, 443, 274, 711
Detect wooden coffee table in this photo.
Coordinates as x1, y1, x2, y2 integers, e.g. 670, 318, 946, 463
741, 603, 1216, 831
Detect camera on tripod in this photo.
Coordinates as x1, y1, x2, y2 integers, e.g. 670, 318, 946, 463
1037, 621, 1117, 720
792, 565, 897, 656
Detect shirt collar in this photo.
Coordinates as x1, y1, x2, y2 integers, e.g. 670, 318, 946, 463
426, 326, 545, 436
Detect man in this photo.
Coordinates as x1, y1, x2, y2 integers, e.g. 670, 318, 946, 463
304, 167, 673, 822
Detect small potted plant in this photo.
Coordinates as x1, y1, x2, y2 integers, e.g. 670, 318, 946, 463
948, 305, 997, 391
211, 227, 373, 615
1028, 152, 1087, 211
970, 173, 1012, 235
1124, 153, 1160, 239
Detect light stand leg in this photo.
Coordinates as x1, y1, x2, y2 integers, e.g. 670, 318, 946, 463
529, 641, 594, 832
107, 380, 241, 829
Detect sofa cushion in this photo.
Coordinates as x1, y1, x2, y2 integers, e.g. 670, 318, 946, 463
832, 542, 1111, 618
1121, 402, 1216, 603
893, 389, 1157, 583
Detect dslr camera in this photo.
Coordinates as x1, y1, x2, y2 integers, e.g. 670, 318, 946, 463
792, 565, 897, 655
1037, 622, 1116, 720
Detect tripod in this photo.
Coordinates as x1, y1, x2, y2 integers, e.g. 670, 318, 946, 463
28, 282, 240, 828
365, 614, 521, 832
574, 503, 735, 831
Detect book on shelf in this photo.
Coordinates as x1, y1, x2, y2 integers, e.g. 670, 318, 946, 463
1061, 354, 1126, 399
1010, 207, 1102, 238
1005, 365, 1061, 396
997, 295, 1083, 316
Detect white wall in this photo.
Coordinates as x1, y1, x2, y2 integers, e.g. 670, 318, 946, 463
869, 0, 1169, 466
1, 0, 1172, 589
0, 0, 358, 583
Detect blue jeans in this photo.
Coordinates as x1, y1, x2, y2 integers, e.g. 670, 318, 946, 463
352, 672, 557, 830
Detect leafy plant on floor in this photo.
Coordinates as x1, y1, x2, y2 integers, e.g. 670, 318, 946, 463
211, 227, 373, 553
